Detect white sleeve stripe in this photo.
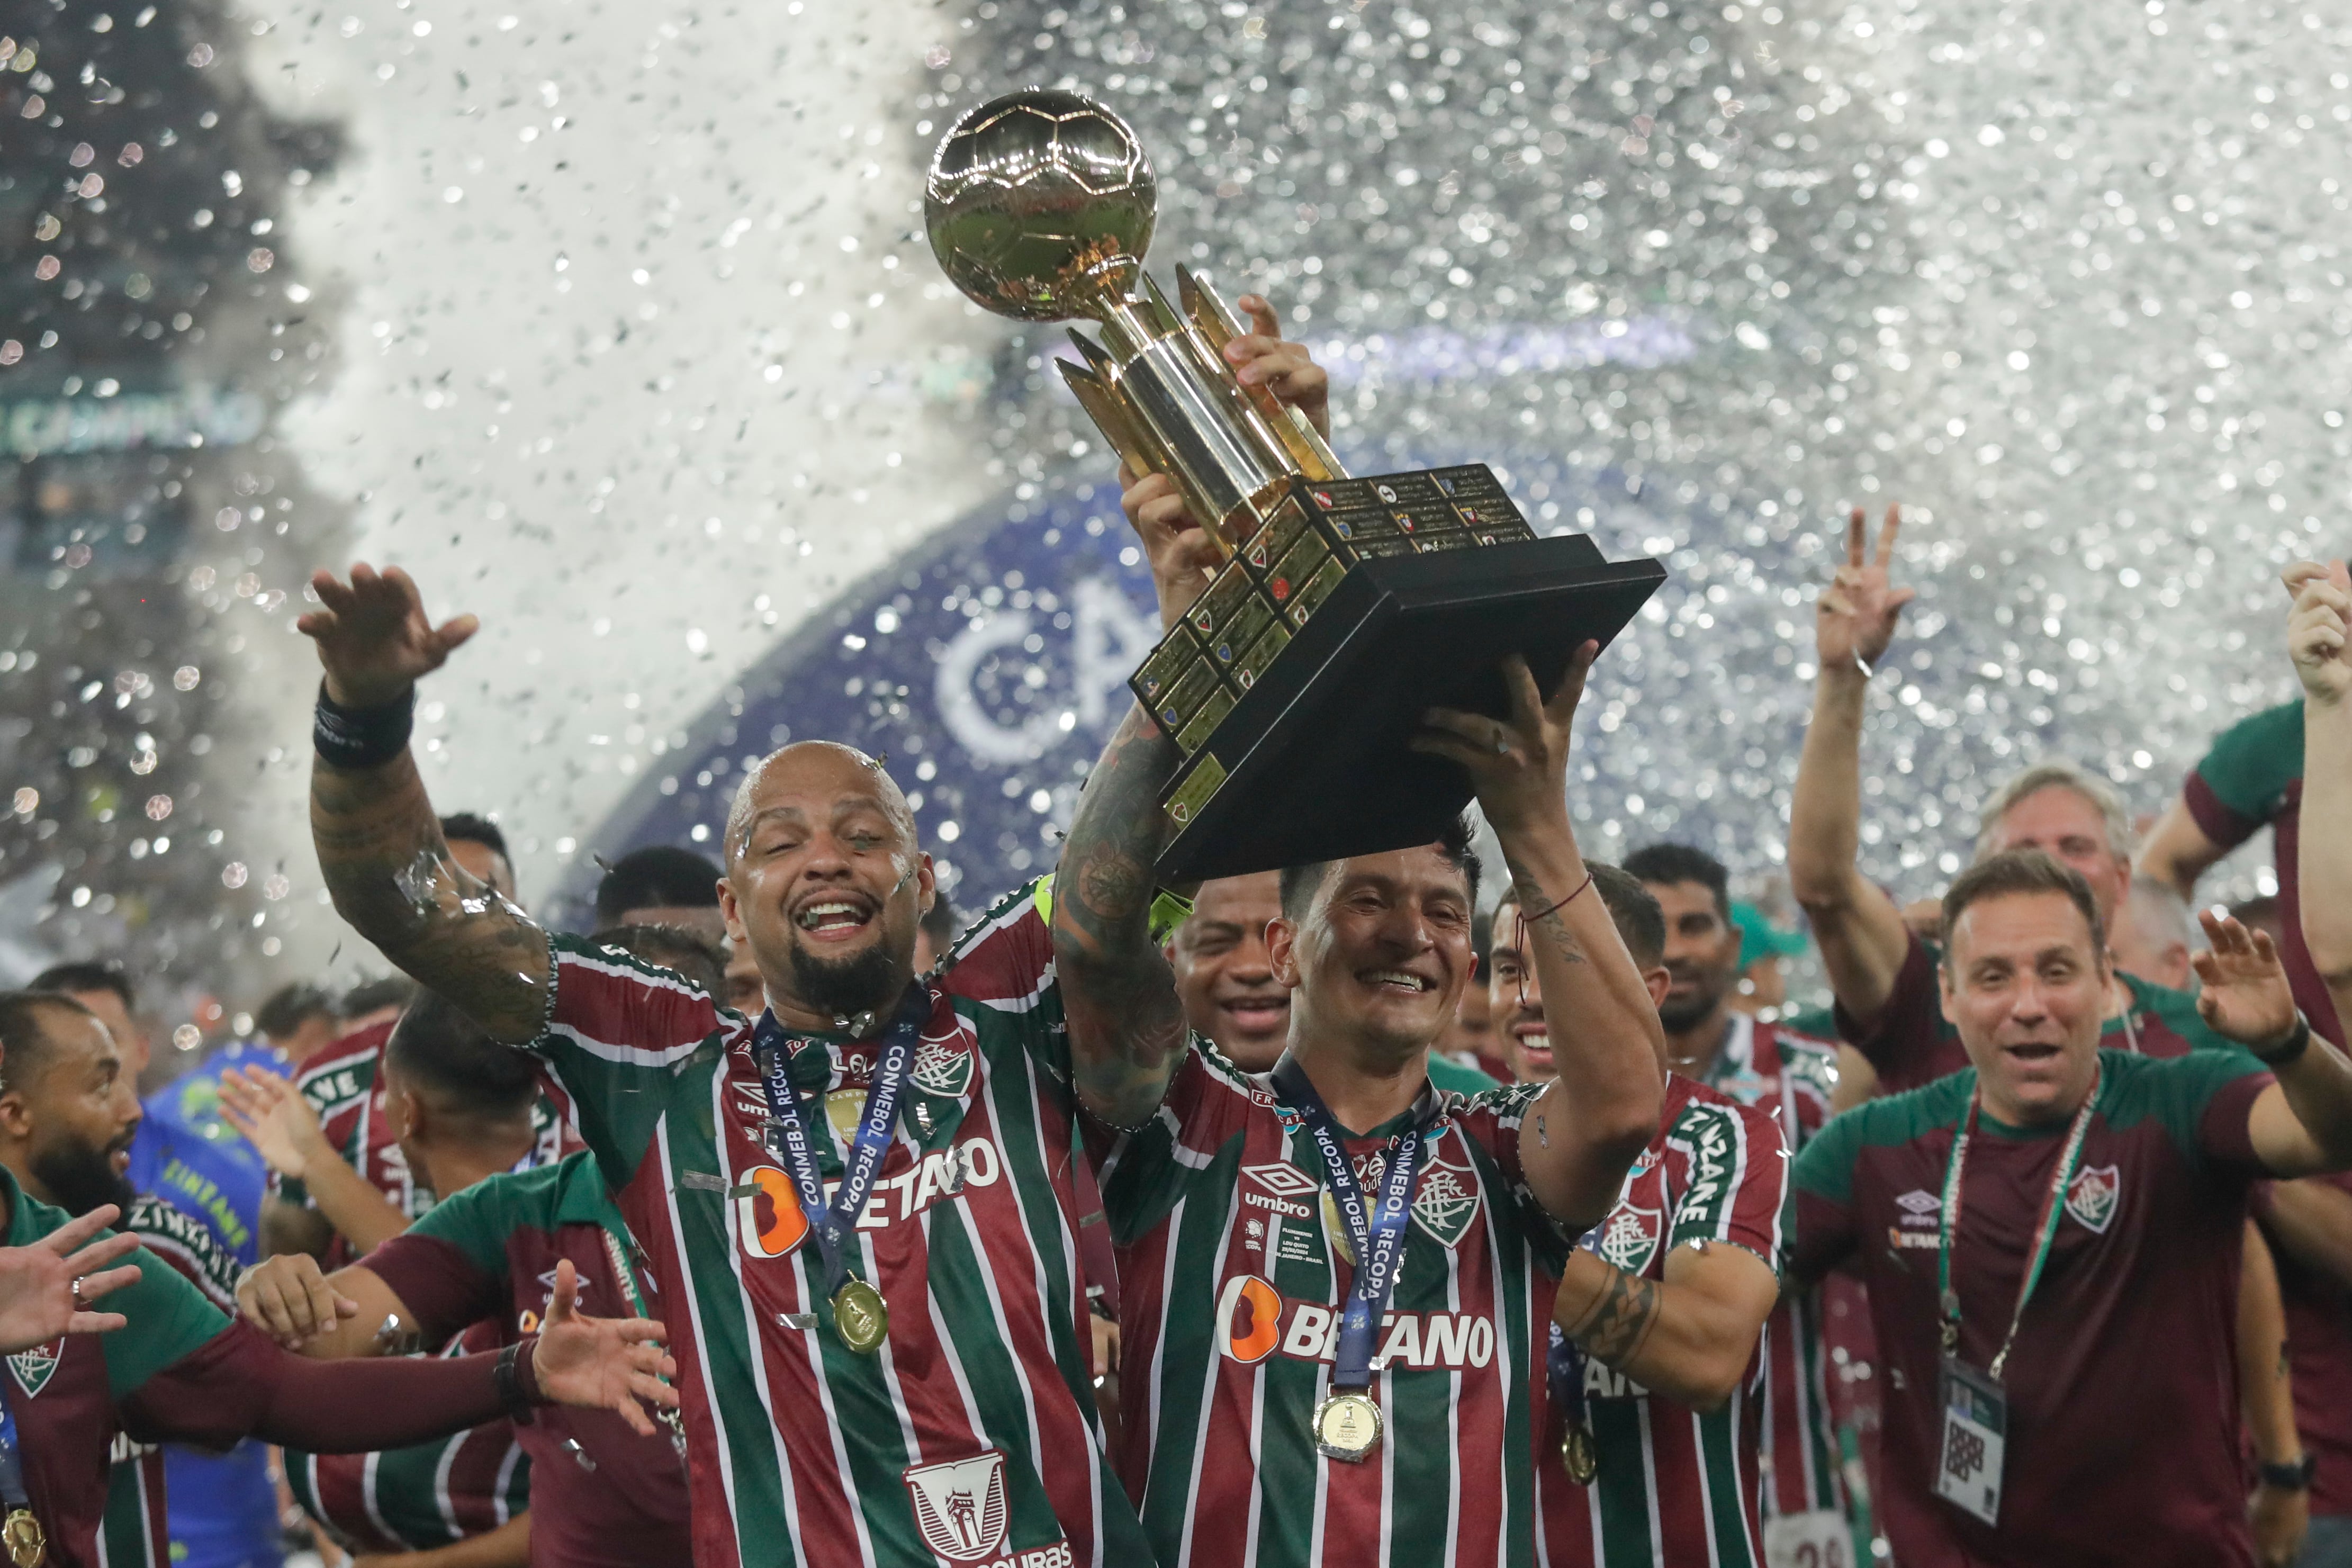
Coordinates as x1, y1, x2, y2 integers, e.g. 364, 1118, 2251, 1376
543, 1020, 710, 1070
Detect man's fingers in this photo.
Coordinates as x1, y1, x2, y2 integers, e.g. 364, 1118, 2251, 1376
1545, 641, 1601, 723
433, 614, 481, 654
67, 1262, 141, 1306
308, 569, 359, 612
1500, 655, 1543, 735
1407, 733, 1490, 769
42, 1204, 122, 1254
66, 1311, 128, 1337
1237, 293, 1283, 339
611, 1315, 669, 1345
1874, 502, 1903, 566
2284, 561, 2329, 596
1887, 587, 1919, 616
548, 1258, 580, 1321
61, 1231, 139, 1279
1844, 506, 1864, 566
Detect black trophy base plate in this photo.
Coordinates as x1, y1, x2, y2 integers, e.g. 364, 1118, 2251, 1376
1155, 535, 1667, 883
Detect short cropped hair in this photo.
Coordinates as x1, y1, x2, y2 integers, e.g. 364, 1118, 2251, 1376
28, 960, 134, 1013
254, 983, 337, 1042
1621, 843, 1732, 920
1278, 815, 1482, 921
439, 813, 510, 865
340, 975, 416, 1020
1496, 864, 1664, 969
384, 989, 542, 1127
0, 991, 103, 1093
2124, 876, 2197, 954
594, 845, 724, 925
592, 924, 727, 1000
1940, 849, 2107, 964
1974, 762, 2134, 864
920, 896, 962, 954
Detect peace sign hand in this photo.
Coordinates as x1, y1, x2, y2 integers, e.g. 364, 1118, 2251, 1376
1818, 504, 1916, 674
1411, 642, 1600, 836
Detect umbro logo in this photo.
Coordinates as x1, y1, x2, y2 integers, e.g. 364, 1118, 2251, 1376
1895, 1189, 1942, 1224
1240, 1161, 1316, 1220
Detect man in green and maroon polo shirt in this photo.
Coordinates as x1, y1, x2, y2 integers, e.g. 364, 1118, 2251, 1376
1790, 849, 2352, 1568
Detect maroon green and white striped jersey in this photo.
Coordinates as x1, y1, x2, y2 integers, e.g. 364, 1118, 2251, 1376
1533, 1074, 1788, 1568
98, 1195, 244, 1568
1100, 1041, 1571, 1568
529, 885, 1150, 1568
1696, 1015, 1846, 1526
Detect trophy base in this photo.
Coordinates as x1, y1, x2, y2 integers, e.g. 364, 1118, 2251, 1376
1149, 528, 1667, 884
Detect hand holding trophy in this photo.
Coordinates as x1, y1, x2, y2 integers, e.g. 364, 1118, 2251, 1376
927, 91, 1665, 880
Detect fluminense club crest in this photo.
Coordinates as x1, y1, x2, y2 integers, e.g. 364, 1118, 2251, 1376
903, 1449, 1010, 1562
2065, 1164, 2121, 1235
1410, 1142, 1483, 1249
1594, 1205, 1663, 1276
7, 1336, 62, 1399
911, 1033, 975, 1101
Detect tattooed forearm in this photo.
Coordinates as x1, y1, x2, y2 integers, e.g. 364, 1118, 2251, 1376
311, 752, 552, 1043
1052, 704, 1188, 1125
1502, 850, 1589, 967
1562, 1261, 1664, 1369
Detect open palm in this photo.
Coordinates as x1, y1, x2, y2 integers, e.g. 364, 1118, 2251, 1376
2192, 912, 2301, 1050
298, 563, 479, 709
532, 1259, 679, 1436
0, 1207, 142, 1353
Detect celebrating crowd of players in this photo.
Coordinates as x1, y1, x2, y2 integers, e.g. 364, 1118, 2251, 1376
0, 310, 2341, 1568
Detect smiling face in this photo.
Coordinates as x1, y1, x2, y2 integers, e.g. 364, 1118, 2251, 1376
1646, 880, 1741, 1035
1940, 888, 2107, 1127
0, 1004, 140, 1216
1989, 786, 2130, 928
718, 743, 933, 1028
1268, 846, 1473, 1065
1170, 872, 1288, 1070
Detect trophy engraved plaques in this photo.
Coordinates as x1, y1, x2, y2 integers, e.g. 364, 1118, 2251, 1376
926, 90, 1667, 881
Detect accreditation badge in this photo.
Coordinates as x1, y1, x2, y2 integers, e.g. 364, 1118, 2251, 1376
1934, 1357, 2006, 1526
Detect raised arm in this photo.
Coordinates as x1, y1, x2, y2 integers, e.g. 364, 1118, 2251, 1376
2201, 912, 2352, 1177
301, 565, 549, 1042
2136, 797, 2234, 901
1054, 299, 1323, 1126
1787, 506, 1917, 1028
1416, 646, 1665, 1228
218, 1067, 410, 1258
2292, 560, 2352, 1038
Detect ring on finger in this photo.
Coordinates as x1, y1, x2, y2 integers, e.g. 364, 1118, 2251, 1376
70, 1275, 83, 1307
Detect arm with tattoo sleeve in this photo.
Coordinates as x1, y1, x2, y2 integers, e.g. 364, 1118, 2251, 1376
302, 565, 551, 1043
1554, 1241, 1779, 1412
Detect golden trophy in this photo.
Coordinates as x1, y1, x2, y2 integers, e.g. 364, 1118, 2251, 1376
926, 89, 1665, 880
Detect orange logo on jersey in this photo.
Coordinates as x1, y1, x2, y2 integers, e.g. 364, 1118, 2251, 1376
735, 1165, 809, 1259
1216, 1274, 1284, 1364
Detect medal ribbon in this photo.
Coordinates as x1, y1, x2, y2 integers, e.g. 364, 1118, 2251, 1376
753, 985, 930, 1307
1545, 1220, 1606, 1461
0, 1381, 25, 1515
1935, 1064, 2101, 1383
1270, 1056, 1436, 1395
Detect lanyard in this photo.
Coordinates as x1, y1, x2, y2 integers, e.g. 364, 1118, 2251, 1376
0, 1382, 25, 1510
1270, 1056, 1436, 1395
1935, 1066, 2100, 1382
753, 986, 928, 1303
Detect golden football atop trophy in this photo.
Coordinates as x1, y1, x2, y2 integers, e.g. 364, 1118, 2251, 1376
926, 89, 1666, 881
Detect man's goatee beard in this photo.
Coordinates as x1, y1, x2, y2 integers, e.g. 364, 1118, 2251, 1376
1657, 992, 1720, 1034
788, 940, 906, 1025
34, 1143, 136, 1220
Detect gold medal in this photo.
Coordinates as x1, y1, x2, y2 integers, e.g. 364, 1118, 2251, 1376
1562, 1424, 1598, 1486
831, 1279, 889, 1354
1312, 1391, 1383, 1463
3, 1507, 44, 1567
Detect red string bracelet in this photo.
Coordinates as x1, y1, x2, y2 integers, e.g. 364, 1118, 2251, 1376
1522, 870, 1596, 925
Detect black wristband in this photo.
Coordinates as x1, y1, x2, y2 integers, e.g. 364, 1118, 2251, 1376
2256, 1015, 2314, 1069
313, 682, 416, 770
493, 1340, 537, 1426
2260, 1453, 2316, 1491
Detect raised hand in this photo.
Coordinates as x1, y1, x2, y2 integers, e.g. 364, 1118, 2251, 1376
530, 1258, 678, 1437
0, 1206, 143, 1352
236, 1251, 357, 1348
1119, 464, 1227, 632
2192, 911, 2302, 1052
1411, 642, 1600, 835
298, 563, 479, 709
1224, 294, 1330, 437
1818, 504, 1916, 675
2284, 559, 2352, 708
217, 1066, 324, 1180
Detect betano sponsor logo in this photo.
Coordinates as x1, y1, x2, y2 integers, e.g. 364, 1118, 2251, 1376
1214, 1273, 1497, 1371
736, 1139, 1002, 1260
